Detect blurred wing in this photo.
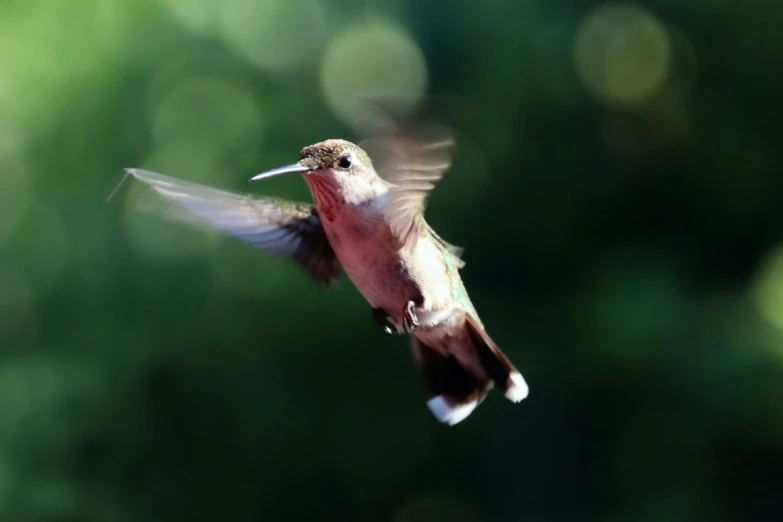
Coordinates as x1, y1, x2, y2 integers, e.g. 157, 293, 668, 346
362, 132, 456, 251
352, 94, 470, 257
119, 169, 341, 285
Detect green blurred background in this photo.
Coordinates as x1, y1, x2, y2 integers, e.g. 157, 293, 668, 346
2, 0, 783, 520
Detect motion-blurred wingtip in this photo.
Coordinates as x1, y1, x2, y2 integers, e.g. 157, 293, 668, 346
107, 169, 133, 202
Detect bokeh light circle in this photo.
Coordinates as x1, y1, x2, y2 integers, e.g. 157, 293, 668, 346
90, 0, 134, 59
150, 75, 262, 162
162, 0, 219, 34
574, 3, 671, 105
219, 0, 325, 72
752, 247, 783, 334
320, 17, 428, 126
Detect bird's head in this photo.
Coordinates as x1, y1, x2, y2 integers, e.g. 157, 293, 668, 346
252, 139, 377, 183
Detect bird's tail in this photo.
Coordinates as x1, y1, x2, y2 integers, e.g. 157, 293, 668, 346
411, 315, 528, 426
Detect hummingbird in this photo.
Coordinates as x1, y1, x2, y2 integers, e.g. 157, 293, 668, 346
120, 128, 528, 425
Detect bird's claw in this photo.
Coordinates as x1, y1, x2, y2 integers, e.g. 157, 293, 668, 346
403, 301, 419, 333
372, 308, 397, 335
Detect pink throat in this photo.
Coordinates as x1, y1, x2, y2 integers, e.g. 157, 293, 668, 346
306, 176, 342, 223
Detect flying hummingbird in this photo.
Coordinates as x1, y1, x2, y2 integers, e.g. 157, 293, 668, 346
119, 125, 528, 425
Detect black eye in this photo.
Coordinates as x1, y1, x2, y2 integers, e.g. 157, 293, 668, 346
337, 154, 353, 169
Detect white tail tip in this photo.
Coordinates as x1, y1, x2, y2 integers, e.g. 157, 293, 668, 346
505, 372, 529, 403
427, 396, 479, 426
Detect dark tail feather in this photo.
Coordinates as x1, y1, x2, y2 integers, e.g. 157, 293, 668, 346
464, 315, 529, 404
412, 316, 528, 426
411, 336, 490, 425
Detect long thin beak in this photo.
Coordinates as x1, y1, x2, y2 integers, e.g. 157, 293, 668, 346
250, 162, 312, 181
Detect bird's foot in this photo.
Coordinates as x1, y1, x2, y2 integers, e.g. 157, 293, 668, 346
372, 308, 397, 336
403, 301, 420, 333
